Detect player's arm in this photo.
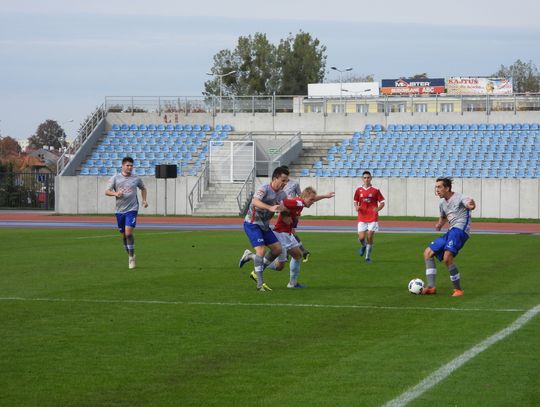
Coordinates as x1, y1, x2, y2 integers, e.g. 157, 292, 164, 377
140, 187, 148, 208
464, 198, 476, 210
252, 197, 284, 213
374, 200, 385, 212
313, 192, 335, 202
435, 216, 447, 231
105, 181, 122, 198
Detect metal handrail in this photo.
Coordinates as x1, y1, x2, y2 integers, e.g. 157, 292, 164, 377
57, 104, 106, 175
188, 163, 210, 213
236, 167, 255, 215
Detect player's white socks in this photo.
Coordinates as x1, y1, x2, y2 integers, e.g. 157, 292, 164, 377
366, 244, 372, 259
254, 256, 265, 287
289, 258, 300, 284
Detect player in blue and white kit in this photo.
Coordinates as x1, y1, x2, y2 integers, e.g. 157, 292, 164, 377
105, 157, 148, 269
423, 177, 476, 297
238, 166, 288, 291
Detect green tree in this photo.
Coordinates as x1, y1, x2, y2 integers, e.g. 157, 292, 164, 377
328, 74, 375, 83
27, 120, 67, 150
277, 31, 327, 95
204, 31, 327, 96
492, 59, 540, 93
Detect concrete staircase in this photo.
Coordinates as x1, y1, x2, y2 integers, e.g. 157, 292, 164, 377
192, 182, 248, 216
287, 133, 352, 178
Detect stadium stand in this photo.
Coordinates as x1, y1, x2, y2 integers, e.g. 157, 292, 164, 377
77, 124, 232, 176
302, 123, 539, 178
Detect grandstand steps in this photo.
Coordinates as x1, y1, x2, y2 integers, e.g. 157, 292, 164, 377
192, 182, 244, 216
288, 134, 353, 177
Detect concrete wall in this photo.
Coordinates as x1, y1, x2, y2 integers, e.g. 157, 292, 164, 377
57, 175, 538, 218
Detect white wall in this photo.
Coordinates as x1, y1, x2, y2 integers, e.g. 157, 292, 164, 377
56, 175, 540, 219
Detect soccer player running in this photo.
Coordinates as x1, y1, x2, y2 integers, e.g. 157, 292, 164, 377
423, 177, 476, 297
240, 187, 335, 288
238, 166, 289, 291
281, 168, 311, 262
105, 157, 148, 269
353, 171, 385, 263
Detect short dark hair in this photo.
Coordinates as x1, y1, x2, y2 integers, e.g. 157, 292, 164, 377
272, 166, 289, 179
362, 171, 372, 177
122, 156, 134, 164
436, 177, 453, 190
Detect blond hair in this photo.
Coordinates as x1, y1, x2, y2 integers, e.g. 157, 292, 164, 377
300, 186, 317, 199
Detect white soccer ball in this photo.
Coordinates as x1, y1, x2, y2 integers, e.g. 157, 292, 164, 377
408, 278, 425, 295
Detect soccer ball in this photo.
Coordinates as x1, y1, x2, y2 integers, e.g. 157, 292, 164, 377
408, 278, 425, 295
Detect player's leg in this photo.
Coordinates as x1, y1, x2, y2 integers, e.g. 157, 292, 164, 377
116, 213, 128, 253
423, 247, 438, 294
442, 251, 463, 296
266, 236, 287, 271
423, 233, 446, 294
286, 247, 304, 288
442, 229, 468, 296
357, 222, 367, 256
366, 226, 377, 263
252, 229, 281, 291
293, 233, 310, 262
124, 211, 138, 269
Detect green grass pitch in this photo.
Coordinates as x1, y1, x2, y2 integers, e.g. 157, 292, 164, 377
1, 228, 539, 406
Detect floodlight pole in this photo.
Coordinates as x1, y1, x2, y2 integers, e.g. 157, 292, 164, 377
331, 66, 352, 114
206, 70, 237, 113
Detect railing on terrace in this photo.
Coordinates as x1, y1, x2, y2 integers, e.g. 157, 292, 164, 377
188, 163, 210, 213
57, 104, 106, 175
104, 94, 540, 117
236, 167, 255, 216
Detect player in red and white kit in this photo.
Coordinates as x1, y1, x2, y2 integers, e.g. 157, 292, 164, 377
239, 187, 334, 288
353, 171, 385, 263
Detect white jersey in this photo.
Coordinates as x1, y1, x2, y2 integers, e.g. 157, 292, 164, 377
440, 192, 472, 234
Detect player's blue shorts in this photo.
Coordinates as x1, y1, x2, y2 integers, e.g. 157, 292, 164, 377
243, 222, 279, 248
116, 210, 138, 233
429, 227, 469, 261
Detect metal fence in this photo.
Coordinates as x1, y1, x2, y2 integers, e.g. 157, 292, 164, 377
104, 94, 540, 116
0, 172, 55, 210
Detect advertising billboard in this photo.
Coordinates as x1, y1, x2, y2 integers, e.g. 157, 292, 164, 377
446, 77, 513, 95
381, 78, 445, 95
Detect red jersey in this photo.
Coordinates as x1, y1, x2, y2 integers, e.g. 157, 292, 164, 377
273, 197, 306, 234
354, 185, 385, 222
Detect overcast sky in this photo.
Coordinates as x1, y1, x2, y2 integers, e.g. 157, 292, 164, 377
1, 0, 540, 140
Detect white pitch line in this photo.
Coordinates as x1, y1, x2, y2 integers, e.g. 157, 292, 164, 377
382, 303, 540, 407
75, 231, 188, 239
0, 296, 526, 313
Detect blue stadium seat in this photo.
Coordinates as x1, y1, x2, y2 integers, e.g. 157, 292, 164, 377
300, 169, 310, 177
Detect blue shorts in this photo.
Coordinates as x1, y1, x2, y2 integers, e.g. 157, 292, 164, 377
243, 222, 279, 248
429, 228, 469, 261
116, 211, 138, 233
